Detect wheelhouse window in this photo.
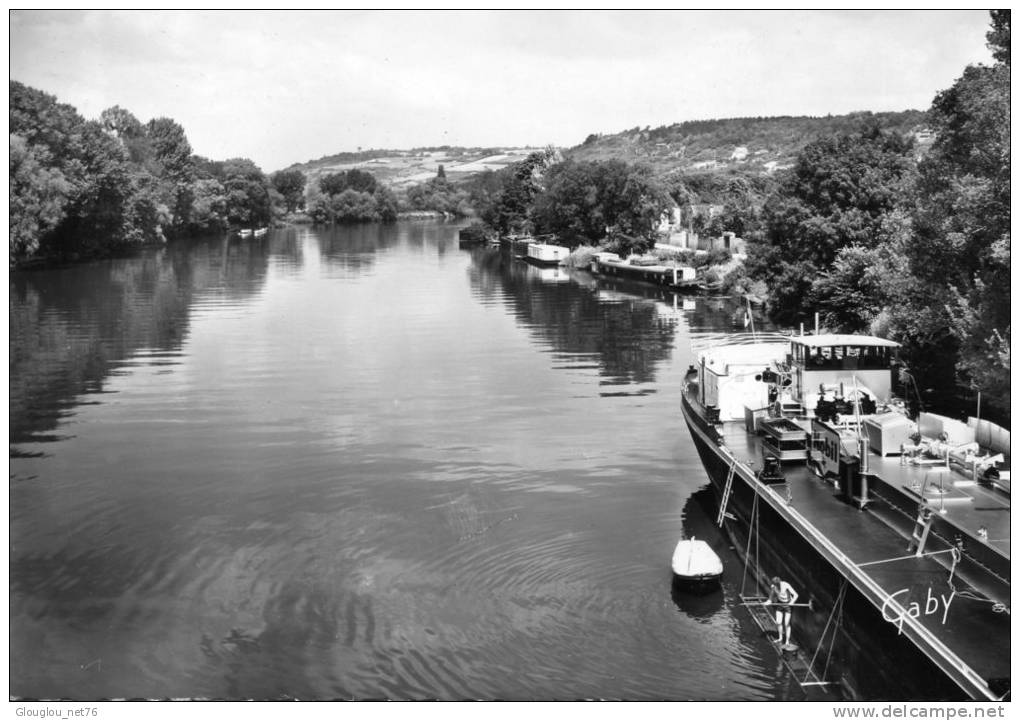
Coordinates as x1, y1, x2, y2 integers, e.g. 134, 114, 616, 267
858, 346, 890, 370
798, 343, 893, 370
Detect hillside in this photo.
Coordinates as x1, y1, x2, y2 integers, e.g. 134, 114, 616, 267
282, 110, 932, 192
565, 110, 930, 176
284, 146, 549, 188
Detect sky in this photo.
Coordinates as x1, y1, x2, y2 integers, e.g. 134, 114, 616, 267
9, 9, 996, 173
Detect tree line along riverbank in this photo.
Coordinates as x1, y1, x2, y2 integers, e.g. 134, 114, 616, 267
9, 13, 1008, 423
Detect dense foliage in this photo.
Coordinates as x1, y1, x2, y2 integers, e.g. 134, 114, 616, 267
745, 12, 1010, 421
531, 159, 671, 253
474, 149, 559, 235
271, 169, 307, 213
404, 166, 472, 216
744, 125, 916, 326
9, 81, 274, 266
465, 150, 670, 255
305, 168, 398, 224
885, 12, 1011, 419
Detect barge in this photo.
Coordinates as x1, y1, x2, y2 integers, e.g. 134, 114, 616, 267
524, 242, 570, 267
681, 332, 1010, 700
591, 252, 699, 290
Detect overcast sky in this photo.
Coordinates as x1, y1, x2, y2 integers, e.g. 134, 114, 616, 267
10, 9, 995, 173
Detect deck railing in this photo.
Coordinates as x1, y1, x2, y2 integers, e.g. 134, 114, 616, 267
689, 331, 793, 353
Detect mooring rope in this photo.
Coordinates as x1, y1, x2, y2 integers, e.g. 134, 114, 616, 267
860, 547, 1009, 614
944, 547, 1011, 614
819, 580, 849, 685
855, 548, 958, 567
740, 488, 762, 597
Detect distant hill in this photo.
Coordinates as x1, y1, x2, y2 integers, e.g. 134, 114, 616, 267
284, 146, 549, 188
284, 110, 932, 190
565, 110, 931, 176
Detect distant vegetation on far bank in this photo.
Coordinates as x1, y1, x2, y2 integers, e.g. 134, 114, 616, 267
10, 80, 276, 267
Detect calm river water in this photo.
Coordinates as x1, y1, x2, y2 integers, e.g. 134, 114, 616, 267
10, 221, 801, 701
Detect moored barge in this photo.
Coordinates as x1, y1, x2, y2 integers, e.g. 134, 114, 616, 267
591, 252, 699, 290
681, 332, 1010, 700
524, 242, 570, 267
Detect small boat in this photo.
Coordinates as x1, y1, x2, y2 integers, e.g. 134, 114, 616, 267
253, 227, 268, 238
238, 228, 253, 238
671, 536, 723, 590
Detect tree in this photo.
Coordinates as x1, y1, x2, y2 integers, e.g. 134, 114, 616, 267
329, 189, 379, 221
271, 169, 306, 213
221, 158, 271, 227
405, 171, 470, 216
318, 169, 378, 197
888, 12, 1011, 420
703, 201, 760, 238
746, 125, 915, 324
100, 105, 146, 165
484, 148, 558, 234
10, 81, 87, 163
9, 134, 72, 262
318, 172, 348, 197
9, 80, 288, 264
465, 168, 504, 221
530, 158, 670, 252
186, 177, 228, 234
345, 168, 378, 194
811, 242, 905, 333
987, 9, 1009, 65
145, 117, 193, 181
10, 82, 151, 261
373, 185, 399, 222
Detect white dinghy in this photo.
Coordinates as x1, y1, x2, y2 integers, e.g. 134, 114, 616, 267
671, 537, 723, 590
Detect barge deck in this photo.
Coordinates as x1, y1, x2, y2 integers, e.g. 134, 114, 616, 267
684, 395, 1011, 699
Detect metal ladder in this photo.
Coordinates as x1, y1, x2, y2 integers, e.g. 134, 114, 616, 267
909, 504, 936, 556
717, 461, 737, 526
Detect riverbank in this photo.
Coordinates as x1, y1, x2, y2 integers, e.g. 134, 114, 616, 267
9, 238, 169, 271
273, 209, 465, 228
397, 210, 455, 220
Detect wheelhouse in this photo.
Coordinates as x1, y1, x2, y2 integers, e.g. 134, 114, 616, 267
790, 335, 900, 413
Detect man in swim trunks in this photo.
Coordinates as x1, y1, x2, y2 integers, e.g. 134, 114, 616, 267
765, 575, 798, 645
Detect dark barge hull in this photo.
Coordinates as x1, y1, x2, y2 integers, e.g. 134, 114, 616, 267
681, 391, 1009, 701
520, 255, 563, 267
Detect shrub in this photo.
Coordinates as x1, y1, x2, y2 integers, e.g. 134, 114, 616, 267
564, 244, 600, 268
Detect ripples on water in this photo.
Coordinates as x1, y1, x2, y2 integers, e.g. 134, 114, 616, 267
10, 223, 798, 700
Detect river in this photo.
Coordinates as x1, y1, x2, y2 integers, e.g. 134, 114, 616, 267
10, 221, 804, 701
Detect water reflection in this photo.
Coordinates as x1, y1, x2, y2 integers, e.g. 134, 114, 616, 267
671, 577, 725, 619
670, 488, 727, 618
316, 223, 401, 274
465, 246, 679, 386
11, 222, 798, 701
9, 236, 270, 451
